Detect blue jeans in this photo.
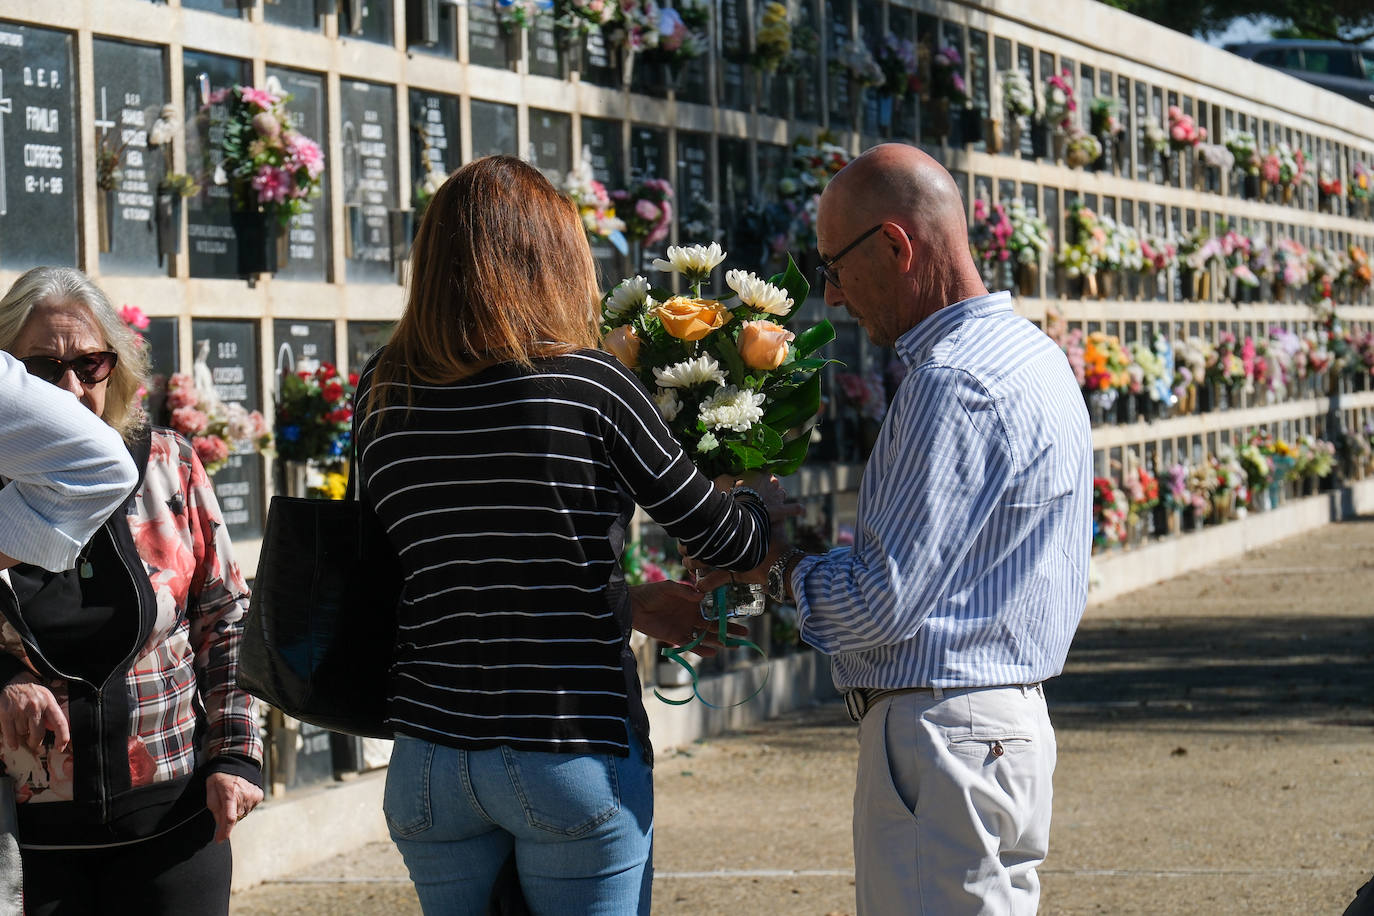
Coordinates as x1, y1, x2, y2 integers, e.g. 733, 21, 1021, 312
384, 730, 654, 915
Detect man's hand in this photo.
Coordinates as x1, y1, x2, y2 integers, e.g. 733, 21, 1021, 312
630, 580, 747, 657
206, 772, 264, 844
0, 672, 69, 754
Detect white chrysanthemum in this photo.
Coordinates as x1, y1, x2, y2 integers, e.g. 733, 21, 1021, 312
697, 432, 719, 453
653, 388, 681, 422
697, 385, 766, 433
605, 276, 653, 321
653, 355, 727, 389
725, 270, 794, 317
652, 243, 727, 286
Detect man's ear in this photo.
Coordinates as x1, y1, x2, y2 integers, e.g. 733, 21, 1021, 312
883, 221, 915, 272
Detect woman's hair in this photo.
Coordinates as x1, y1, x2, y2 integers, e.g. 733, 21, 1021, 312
363, 155, 601, 424
0, 267, 150, 443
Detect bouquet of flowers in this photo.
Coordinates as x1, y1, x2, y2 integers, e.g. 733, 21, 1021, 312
1140, 229, 1179, 275
1262, 143, 1306, 193
775, 135, 852, 256
1294, 434, 1336, 481
1006, 200, 1051, 268
1089, 97, 1124, 140
1219, 225, 1259, 290
1225, 130, 1260, 176
1144, 119, 1170, 159
1000, 69, 1036, 118
1345, 244, 1373, 293
275, 363, 357, 463
969, 199, 1014, 272
1318, 159, 1343, 199
165, 372, 272, 475
1092, 477, 1128, 550
1238, 436, 1274, 505
498, 0, 553, 31
875, 33, 918, 101
930, 45, 967, 106
1351, 161, 1372, 203
1044, 308, 1086, 387
1163, 463, 1192, 513
1197, 142, 1234, 172
1274, 237, 1310, 289
600, 244, 833, 477
834, 370, 889, 424
1041, 68, 1075, 131
1063, 127, 1102, 169
621, 538, 686, 585
649, 0, 709, 66
1123, 464, 1160, 524
1172, 335, 1209, 402
752, 1, 792, 73
562, 153, 627, 251
1057, 203, 1106, 282
212, 84, 325, 224
1166, 105, 1205, 151
1083, 331, 1131, 394
612, 177, 675, 247
555, 0, 617, 37
833, 34, 885, 90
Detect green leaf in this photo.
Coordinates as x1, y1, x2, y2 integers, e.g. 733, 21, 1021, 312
785, 357, 844, 374
768, 255, 811, 321
767, 430, 814, 476
751, 423, 784, 458
793, 320, 835, 358
761, 372, 821, 430
711, 334, 747, 386
726, 442, 768, 470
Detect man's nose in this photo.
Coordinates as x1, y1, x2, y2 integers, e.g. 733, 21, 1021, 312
823, 281, 845, 310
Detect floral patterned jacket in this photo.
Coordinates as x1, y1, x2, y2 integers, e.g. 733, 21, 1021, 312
0, 428, 262, 846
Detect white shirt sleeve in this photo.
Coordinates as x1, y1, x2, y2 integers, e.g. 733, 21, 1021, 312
0, 350, 139, 571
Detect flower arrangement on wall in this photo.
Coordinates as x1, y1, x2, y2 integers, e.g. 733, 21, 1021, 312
875, 34, 919, 102
165, 372, 273, 476
275, 363, 356, 464
212, 85, 325, 223
612, 177, 675, 247
497, 0, 554, 31
1041, 68, 1076, 132
929, 45, 967, 107
752, 1, 792, 73
562, 153, 627, 252
833, 34, 885, 92
1166, 105, 1206, 152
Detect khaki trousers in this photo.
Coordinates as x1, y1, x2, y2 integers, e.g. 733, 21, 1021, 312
854, 684, 1056, 915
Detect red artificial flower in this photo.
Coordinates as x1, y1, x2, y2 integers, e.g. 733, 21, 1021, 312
322, 380, 344, 403
348, 372, 360, 387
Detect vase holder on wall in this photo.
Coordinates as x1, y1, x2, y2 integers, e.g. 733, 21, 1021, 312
155, 190, 182, 267
230, 205, 282, 285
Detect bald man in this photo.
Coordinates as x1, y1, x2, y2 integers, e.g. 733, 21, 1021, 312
707, 144, 1092, 913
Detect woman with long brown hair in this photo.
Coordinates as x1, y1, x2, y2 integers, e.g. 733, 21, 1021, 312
356, 155, 777, 914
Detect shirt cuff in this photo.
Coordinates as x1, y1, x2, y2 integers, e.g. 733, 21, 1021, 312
206, 754, 264, 790
0, 488, 84, 571
790, 552, 824, 634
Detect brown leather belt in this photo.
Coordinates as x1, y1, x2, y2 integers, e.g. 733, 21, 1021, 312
843, 686, 936, 722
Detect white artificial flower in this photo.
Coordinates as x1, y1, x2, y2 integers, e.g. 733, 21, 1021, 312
652, 243, 727, 286
653, 387, 681, 422
148, 105, 179, 147
605, 276, 653, 320
653, 354, 727, 389
725, 270, 794, 317
697, 432, 719, 452
697, 385, 766, 433
213, 162, 227, 186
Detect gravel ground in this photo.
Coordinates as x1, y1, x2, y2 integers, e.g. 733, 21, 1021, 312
232, 518, 1374, 915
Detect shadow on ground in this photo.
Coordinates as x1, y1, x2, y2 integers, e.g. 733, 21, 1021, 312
1050, 614, 1374, 728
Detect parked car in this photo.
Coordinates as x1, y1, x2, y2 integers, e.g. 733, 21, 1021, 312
1225, 40, 1374, 108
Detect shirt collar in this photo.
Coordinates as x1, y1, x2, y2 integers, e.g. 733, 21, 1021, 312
894, 291, 1014, 367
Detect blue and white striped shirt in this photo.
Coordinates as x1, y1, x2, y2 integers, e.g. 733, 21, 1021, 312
793, 292, 1092, 689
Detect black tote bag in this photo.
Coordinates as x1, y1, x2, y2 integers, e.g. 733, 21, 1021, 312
238, 454, 401, 740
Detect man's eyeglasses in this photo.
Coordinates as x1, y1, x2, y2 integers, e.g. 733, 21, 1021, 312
20, 351, 119, 387
814, 224, 885, 291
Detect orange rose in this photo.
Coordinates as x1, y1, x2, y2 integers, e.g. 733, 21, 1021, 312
737, 320, 795, 371
604, 325, 641, 369
655, 296, 730, 341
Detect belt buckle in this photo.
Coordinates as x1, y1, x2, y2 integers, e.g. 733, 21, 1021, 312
843, 689, 868, 722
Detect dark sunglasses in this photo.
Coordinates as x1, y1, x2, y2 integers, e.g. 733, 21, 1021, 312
20, 351, 119, 386
815, 224, 886, 291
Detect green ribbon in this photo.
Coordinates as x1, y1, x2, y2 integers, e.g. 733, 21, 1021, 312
653, 585, 770, 708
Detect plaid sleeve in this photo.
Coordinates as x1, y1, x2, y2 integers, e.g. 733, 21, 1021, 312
180, 438, 263, 768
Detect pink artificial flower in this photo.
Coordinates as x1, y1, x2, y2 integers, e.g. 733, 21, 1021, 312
252, 166, 293, 205
239, 86, 279, 110
119, 304, 150, 331
171, 406, 209, 436
282, 132, 325, 180
635, 199, 662, 223
193, 435, 230, 469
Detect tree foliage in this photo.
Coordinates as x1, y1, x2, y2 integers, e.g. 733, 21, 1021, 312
1099, 0, 1374, 45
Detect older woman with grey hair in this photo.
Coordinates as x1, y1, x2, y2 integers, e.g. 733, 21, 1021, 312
0, 267, 262, 915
